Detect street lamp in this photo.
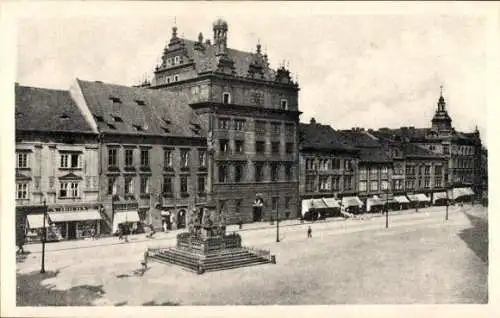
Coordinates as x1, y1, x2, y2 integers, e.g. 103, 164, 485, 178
385, 187, 389, 229
40, 198, 47, 274
276, 204, 280, 243
445, 184, 450, 221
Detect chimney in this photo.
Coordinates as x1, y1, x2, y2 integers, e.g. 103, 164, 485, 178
310, 117, 316, 124
205, 39, 211, 46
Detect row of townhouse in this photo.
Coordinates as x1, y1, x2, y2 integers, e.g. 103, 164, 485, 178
297, 88, 483, 219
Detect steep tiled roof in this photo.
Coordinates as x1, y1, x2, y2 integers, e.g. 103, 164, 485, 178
338, 130, 382, 148
299, 123, 356, 153
15, 85, 94, 133
358, 147, 392, 163
180, 39, 277, 80
77, 79, 206, 138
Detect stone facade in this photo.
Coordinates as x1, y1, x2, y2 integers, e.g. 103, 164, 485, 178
148, 20, 301, 223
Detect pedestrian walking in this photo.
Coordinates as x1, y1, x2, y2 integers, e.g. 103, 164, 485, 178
141, 248, 149, 272
307, 226, 312, 238
90, 227, 96, 240
147, 224, 156, 238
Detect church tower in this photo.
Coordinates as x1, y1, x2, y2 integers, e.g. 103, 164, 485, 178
431, 85, 452, 133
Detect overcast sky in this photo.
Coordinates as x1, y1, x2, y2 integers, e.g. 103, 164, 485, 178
12, 2, 496, 146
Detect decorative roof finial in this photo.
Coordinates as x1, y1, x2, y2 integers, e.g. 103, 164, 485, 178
256, 39, 261, 54
198, 32, 203, 43
440, 84, 444, 97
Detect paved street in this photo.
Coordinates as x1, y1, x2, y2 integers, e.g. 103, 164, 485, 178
16, 204, 488, 305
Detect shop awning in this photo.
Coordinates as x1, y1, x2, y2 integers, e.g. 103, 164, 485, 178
453, 187, 474, 200
341, 196, 363, 208
301, 199, 312, 216
112, 211, 140, 233
433, 192, 448, 203
393, 196, 410, 204
310, 198, 328, 210
48, 210, 102, 223
378, 193, 396, 204
322, 197, 340, 209
416, 193, 430, 202
366, 196, 384, 212
26, 214, 49, 229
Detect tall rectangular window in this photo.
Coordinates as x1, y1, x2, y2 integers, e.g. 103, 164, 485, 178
235, 140, 245, 153
140, 149, 149, 167
218, 164, 228, 183
332, 176, 340, 190
16, 183, 28, 199
220, 140, 230, 153
370, 168, 378, 179
124, 176, 135, 195
255, 163, 264, 182
198, 150, 206, 167
370, 181, 378, 191
140, 176, 149, 194
125, 149, 134, 167
107, 177, 117, 195
235, 163, 244, 182
306, 175, 315, 192
271, 163, 279, 181
271, 122, 281, 134
381, 180, 389, 190
435, 165, 442, 175
180, 176, 188, 194
222, 92, 231, 104
16, 152, 29, 168
234, 119, 245, 131
271, 142, 280, 154
162, 176, 173, 195
359, 168, 367, 180
164, 148, 173, 168
285, 163, 292, 181
256, 141, 265, 154
424, 166, 430, 175
181, 149, 190, 168
198, 175, 207, 194
280, 99, 288, 110
344, 176, 353, 190
108, 148, 117, 167
286, 142, 294, 154
285, 123, 294, 135
443, 144, 450, 155
359, 181, 367, 192
319, 176, 330, 191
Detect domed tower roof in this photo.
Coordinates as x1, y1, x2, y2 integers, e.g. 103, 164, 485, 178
213, 18, 228, 30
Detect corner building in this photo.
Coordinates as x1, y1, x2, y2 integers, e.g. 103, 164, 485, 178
147, 20, 301, 222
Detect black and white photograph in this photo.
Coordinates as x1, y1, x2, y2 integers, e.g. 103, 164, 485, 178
1, 1, 497, 317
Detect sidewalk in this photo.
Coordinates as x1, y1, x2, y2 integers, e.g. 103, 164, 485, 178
22, 204, 474, 254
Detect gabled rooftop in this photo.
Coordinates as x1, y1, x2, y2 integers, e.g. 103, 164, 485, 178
15, 84, 94, 134
299, 119, 357, 154
77, 79, 206, 138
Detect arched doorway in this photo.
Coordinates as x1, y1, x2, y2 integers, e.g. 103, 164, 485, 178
177, 209, 186, 229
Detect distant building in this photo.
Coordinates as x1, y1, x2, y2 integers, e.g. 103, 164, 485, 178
147, 19, 301, 222
374, 87, 482, 199
15, 84, 101, 242
72, 79, 207, 234
338, 129, 393, 211
298, 119, 359, 218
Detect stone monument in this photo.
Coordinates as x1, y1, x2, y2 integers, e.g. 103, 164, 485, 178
150, 200, 274, 274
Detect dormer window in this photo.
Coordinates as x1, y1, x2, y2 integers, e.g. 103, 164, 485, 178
59, 114, 70, 120
223, 92, 231, 104
109, 96, 122, 104
280, 99, 288, 110
167, 77, 171, 84
135, 99, 145, 106
133, 125, 144, 131
112, 115, 123, 122
166, 58, 172, 66
94, 114, 104, 122
174, 56, 180, 64
174, 75, 179, 82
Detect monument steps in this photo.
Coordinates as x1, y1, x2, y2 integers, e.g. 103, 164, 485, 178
150, 247, 271, 273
